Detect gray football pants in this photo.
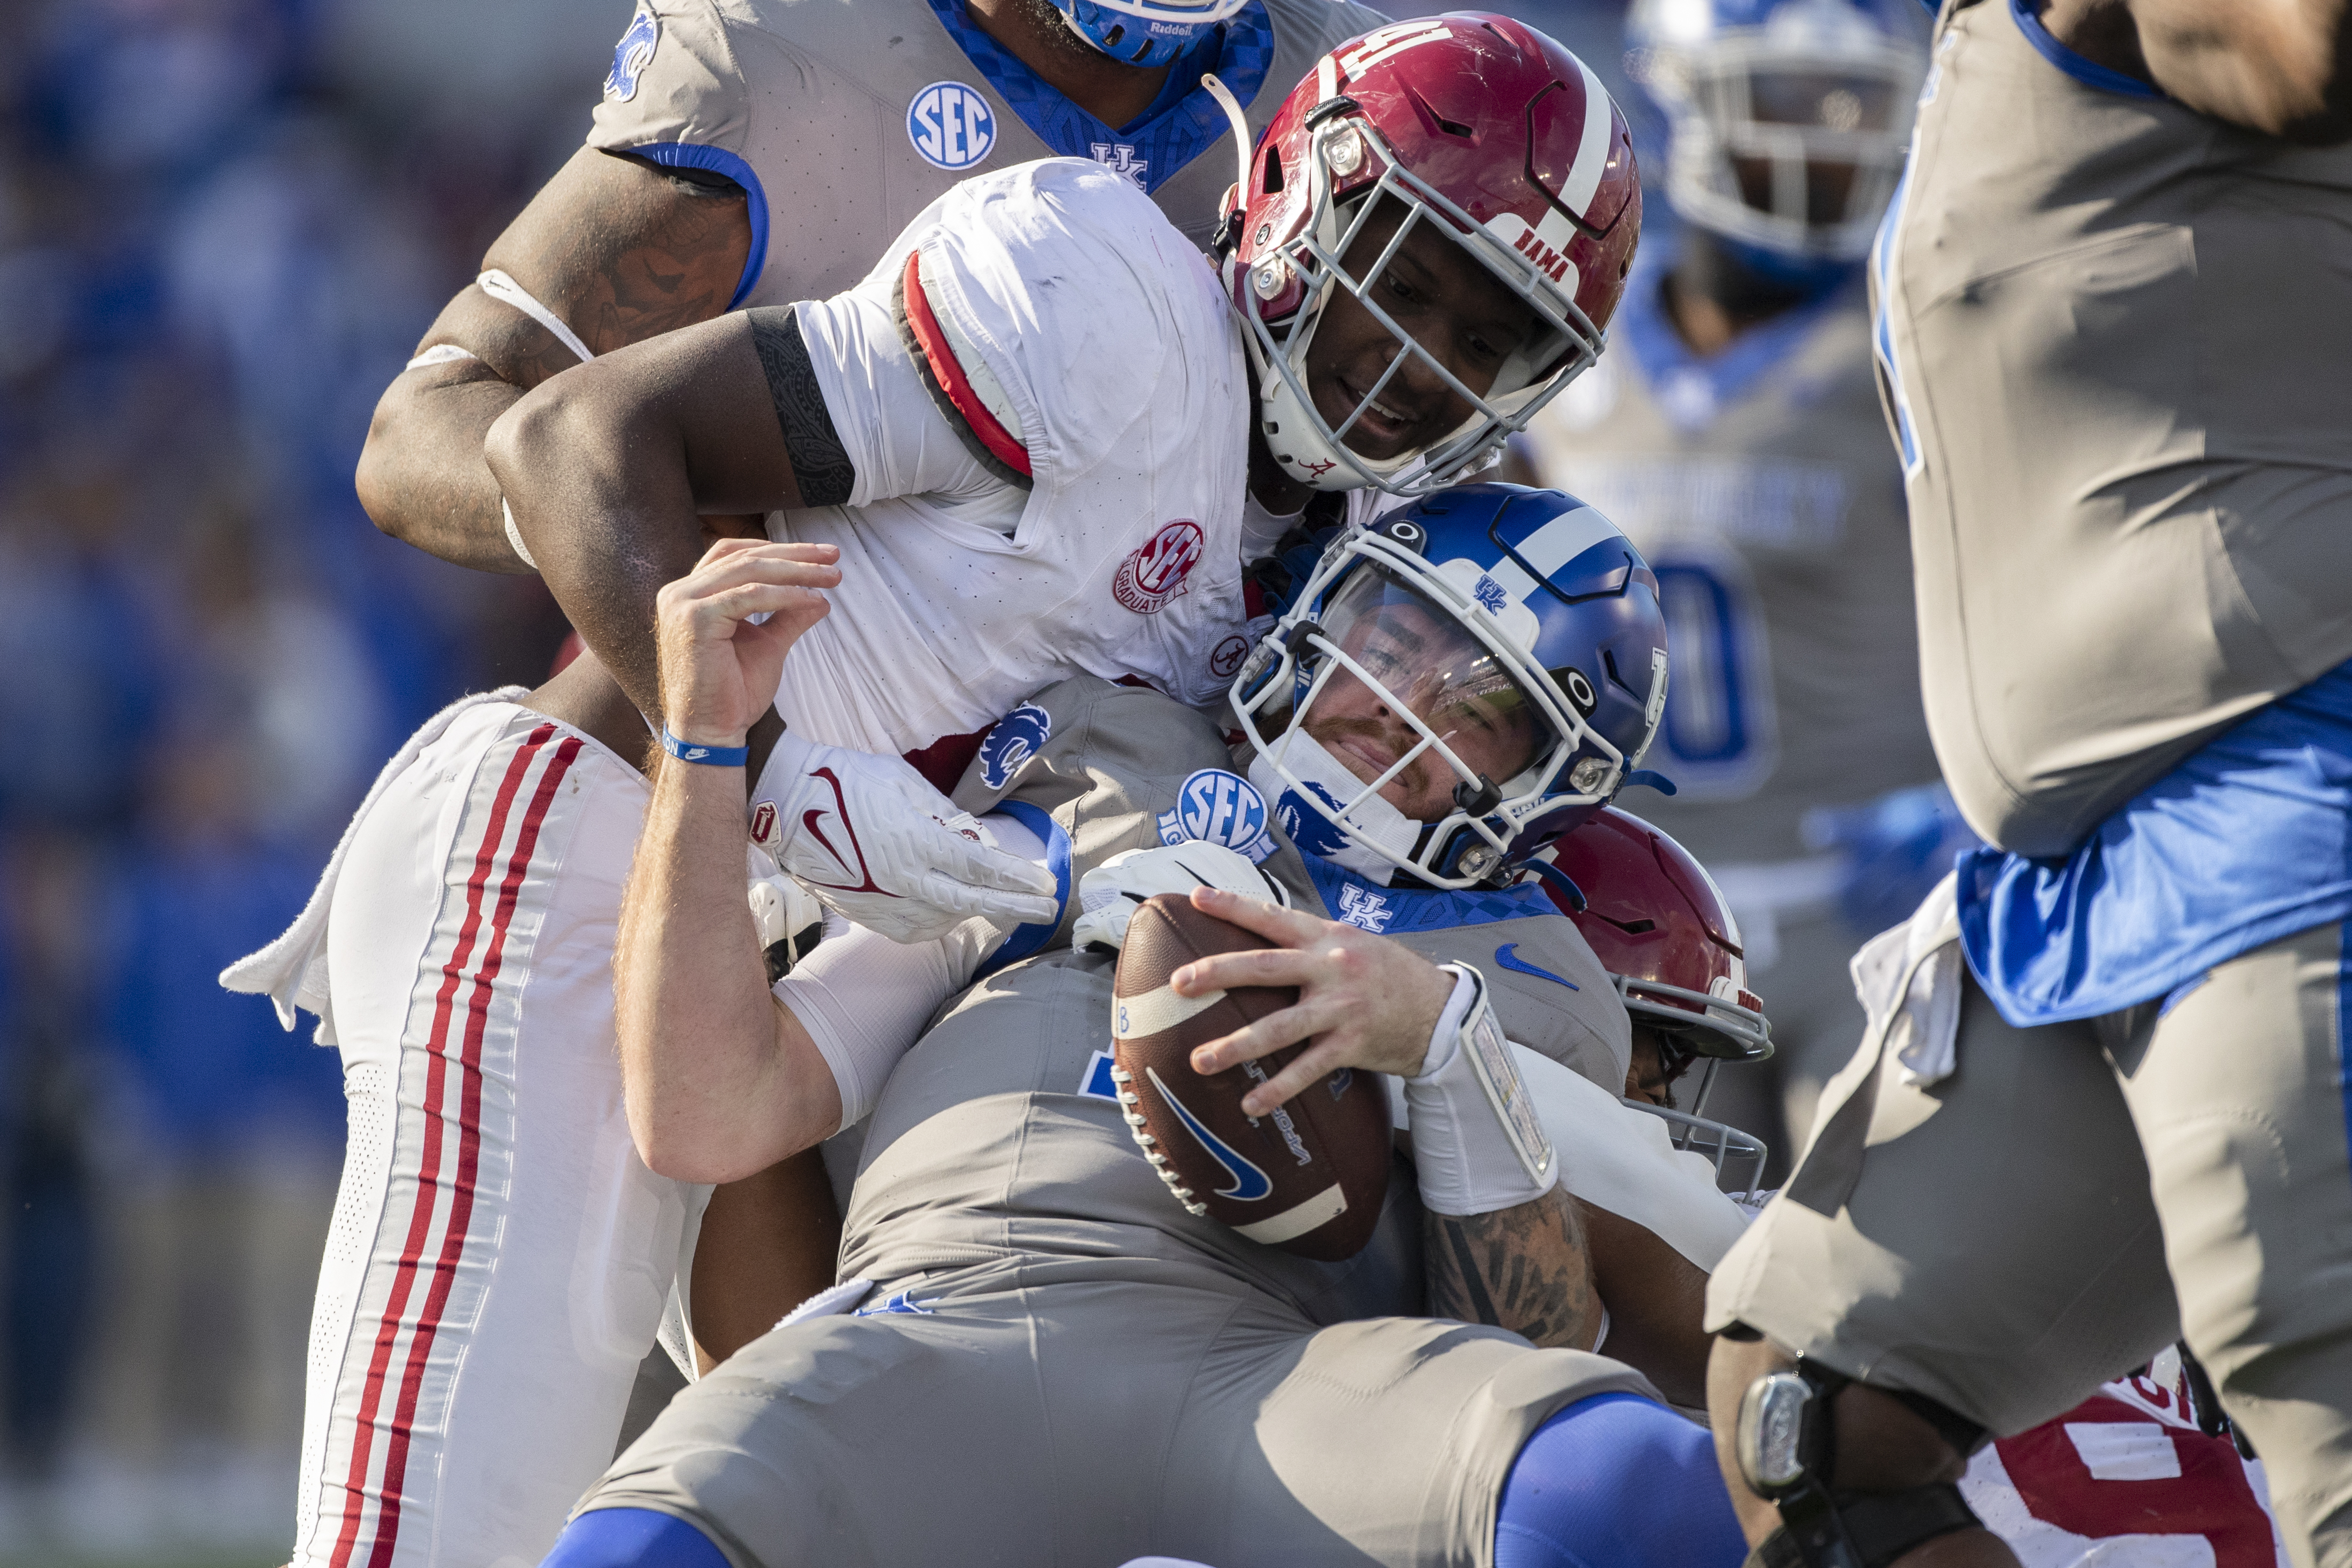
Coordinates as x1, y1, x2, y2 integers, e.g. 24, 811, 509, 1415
1709, 918, 2352, 1568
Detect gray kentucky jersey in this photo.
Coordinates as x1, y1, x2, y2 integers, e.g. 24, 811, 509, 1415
828, 674, 1628, 1319
1875, 0, 2352, 858
587, 0, 1383, 309
1522, 261, 1938, 867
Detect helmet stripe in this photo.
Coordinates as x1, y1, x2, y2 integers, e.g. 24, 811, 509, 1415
1561, 57, 1618, 219
1516, 503, 1620, 577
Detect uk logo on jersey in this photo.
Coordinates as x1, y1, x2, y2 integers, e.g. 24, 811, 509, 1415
1156, 769, 1276, 864
909, 81, 997, 172
977, 702, 1052, 790
1336, 883, 1394, 933
603, 5, 660, 102
1113, 520, 1205, 615
1091, 142, 1149, 189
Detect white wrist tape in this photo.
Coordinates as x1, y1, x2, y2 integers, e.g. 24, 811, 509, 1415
1402, 964, 1556, 1216
500, 498, 539, 570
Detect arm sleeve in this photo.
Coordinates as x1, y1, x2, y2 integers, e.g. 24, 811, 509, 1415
587, 0, 748, 162
584, 0, 769, 312
786, 283, 1008, 511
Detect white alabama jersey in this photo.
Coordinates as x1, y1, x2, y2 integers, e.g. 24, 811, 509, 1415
771, 159, 1251, 757
1965, 1347, 2291, 1567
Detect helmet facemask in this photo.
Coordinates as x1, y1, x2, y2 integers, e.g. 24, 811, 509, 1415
1639, 9, 1924, 261
1233, 528, 1631, 888
1237, 112, 1608, 496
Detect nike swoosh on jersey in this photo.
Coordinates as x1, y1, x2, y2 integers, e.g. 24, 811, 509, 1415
1495, 943, 1579, 991
1146, 1067, 1272, 1202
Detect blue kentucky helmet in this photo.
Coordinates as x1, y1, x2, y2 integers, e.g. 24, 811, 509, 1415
1057, 0, 1249, 69
1627, 0, 1927, 275
1231, 484, 1670, 889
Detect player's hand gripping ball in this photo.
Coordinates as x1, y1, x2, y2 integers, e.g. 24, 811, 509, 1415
1111, 895, 1390, 1261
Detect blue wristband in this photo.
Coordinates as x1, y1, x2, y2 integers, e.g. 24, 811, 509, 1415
660, 728, 749, 767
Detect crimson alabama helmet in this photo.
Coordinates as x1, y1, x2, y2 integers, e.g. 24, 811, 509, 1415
1546, 804, 1771, 1065
1217, 14, 1642, 495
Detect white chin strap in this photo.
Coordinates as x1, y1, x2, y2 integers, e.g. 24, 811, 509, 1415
1247, 731, 1423, 886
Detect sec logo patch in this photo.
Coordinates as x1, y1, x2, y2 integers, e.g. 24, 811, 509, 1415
1156, 768, 1276, 863
909, 81, 997, 172
1113, 520, 1204, 615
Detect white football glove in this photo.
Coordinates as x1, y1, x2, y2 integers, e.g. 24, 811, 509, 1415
752, 730, 1059, 944
1072, 842, 1290, 953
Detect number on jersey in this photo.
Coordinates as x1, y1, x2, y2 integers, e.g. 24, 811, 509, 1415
1650, 547, 1779, 801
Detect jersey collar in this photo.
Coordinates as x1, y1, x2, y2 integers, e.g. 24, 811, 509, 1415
924, 0, 1274, 196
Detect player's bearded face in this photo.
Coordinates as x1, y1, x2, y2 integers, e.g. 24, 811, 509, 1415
1302, 197, 1552, 463
1301, 580, 1543, 824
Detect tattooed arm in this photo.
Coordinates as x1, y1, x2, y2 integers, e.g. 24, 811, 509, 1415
355, 148, 753, 572
1425, 1185, 1605, 1352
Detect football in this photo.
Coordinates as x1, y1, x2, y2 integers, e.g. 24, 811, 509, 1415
1111, 894, 1391, 1262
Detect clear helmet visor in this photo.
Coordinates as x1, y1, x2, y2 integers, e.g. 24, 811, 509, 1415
1297, 563, 1560, 819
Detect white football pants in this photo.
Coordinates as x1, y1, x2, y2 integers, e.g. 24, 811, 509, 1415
291, 702, 701, 1568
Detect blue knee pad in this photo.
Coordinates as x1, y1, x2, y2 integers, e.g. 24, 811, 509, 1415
1494, 1392, 1748, 1568
540, 1507, 733, 1568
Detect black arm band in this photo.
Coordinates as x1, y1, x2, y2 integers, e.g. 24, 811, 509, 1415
746, 305, 856, 509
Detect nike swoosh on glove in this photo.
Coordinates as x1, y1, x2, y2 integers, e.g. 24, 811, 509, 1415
751, 731, 1059, 943
1070, 841, 1289, 953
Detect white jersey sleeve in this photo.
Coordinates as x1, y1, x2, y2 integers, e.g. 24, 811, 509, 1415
791, 286, 1013, 522
763, 160, 1255, 757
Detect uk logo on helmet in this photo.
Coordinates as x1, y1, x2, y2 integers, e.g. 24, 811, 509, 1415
1471, 575, 1509, 615
977, 702, 1052, 790
1112, 521, 1205, 615
909, 82, 997, 172
603, 6, 660, 102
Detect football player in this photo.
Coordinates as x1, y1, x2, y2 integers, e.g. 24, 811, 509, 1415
534, 486, 1759, 1566
1517, 0, 1940, 1169
357, 0, 1383, 577
230, 32, 1646, 1568
1702, 4, 2352, 1567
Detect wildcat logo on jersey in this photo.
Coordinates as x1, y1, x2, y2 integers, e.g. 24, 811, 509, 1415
909, 81, 997, 172
977, 702, 1052, 790
1091, 143, 1149, 190
603, 6, 660, 102
1276, 781, 1350, 858
1335, 883, 1394, 933
1156, 769, 1276, 864
1113, 520, 1204, 615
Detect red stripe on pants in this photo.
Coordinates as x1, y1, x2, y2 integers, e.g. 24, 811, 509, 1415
328, 724, 562, 1568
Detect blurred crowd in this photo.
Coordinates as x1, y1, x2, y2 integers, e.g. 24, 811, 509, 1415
0, 0, 1654, 1556
0, 0, 603, 1554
